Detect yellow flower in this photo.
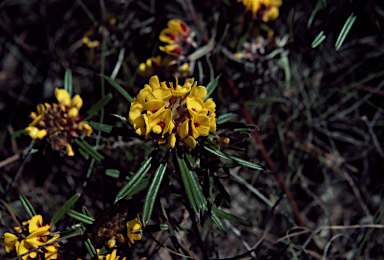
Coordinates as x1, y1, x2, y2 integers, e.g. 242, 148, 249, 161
5, 215, 60, 260
2, 232, 18, 253
159, 19, 196, 56
82, 26, 102, 48
94, 249, 126, 260
138, 55, 190, 79
25, 88, 92, 156
238, 0, 282, 21
191, 114, 210, 139
28, 215, 44, 233
159, 45, 181, 56
16, 240, 37, 260
126, 219, 142, 244
128, 76, 217, 150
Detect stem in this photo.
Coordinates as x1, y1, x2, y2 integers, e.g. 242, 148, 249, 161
220, 60, 306, 228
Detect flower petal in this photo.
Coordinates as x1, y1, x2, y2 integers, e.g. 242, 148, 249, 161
55, 88, 71, 106
28, 215, 43, 233
71, 94, 83, 110
178, 118, 189, 139
183, 135, 196, 149
2, 232, 17, 253
168, 133, 176, 149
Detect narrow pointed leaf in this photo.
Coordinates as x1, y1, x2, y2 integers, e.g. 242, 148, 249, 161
11, 129, 27, 138
67, 209, 95, 225
143, 162, 167, 224
74, 139, 104, 162
59, 228, 83, 238
51, 193, 80, 225
115, 157, 152, 202
185, 153, 196, 167
204, 146, 263, 170
82, 206, 91, 217
308, 0, 326, 28
215, 208, 251, 226
84, 93, 113, 121
84, 239, 96, 258
176, 155, 198, 213
335, 13, 357, 51
144, 224, 169, 232
105, 75, 133, 102
87, 122, 113, 133
126, 177, 150, 198
64, 68, 72, 96
185, 167, 207, 211
216, 113, 235, 124
202, 218, 212, 240
19, 195, 36, 218
105, 169, 120, 178
211, 211, 225, 231
311, 30, 326, 48
204, 79, 218, 102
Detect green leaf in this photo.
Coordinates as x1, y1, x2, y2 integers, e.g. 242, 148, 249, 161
105, 75, 133, 103
308, 0, 326, 28
335, 13, 357, 51
87, 122, 113, 133
244, 98, 286, 106
82, 206, 91, 217
311, 30, 326, 48
177, 155, 198, 213
201, 218, 212, 240
204, 79, 218, 102
84, 93, 113, 121
67, 209, 95, 225
125, 177, 150, 198
11, 129, 27, 138
64, 68, 73, 96
115, 157, 152, 202
185, 166, 207, 211
51, 193, 80, 225
185, 153, 196, 167
204, 146, 263, 170
217, 121, 257, 130
74, 139, 104, 162
143, 161, 167, 224
59, 228, 83, 238
144, 224, 169, 232
78, 148, 89, 160
211, 210, 225, 231
216, 113, 235, 124
214, 208, 251, 226
176, 154, 207, 213
84, 238, 96, 258
105, 169, 120, 178
19, 195, 36, 218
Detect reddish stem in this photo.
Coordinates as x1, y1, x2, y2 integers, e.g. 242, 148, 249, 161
221, 61, 305, 227
185, 0, 305, 228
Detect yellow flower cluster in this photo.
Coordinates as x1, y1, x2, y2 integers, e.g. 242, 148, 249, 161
138, 55, 190, 79
103, 218, 142, 249
2, 215, 60, 260
77, 249, 126, 260
97, 249, 126, 260
238, 0, 282, 22
159, 19, 196, 56
129, 76, 216, 150
25, 88, 92, 156
82, 25, 103, 48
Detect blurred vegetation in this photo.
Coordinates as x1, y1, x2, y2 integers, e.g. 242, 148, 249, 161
1, 0, 384, 259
